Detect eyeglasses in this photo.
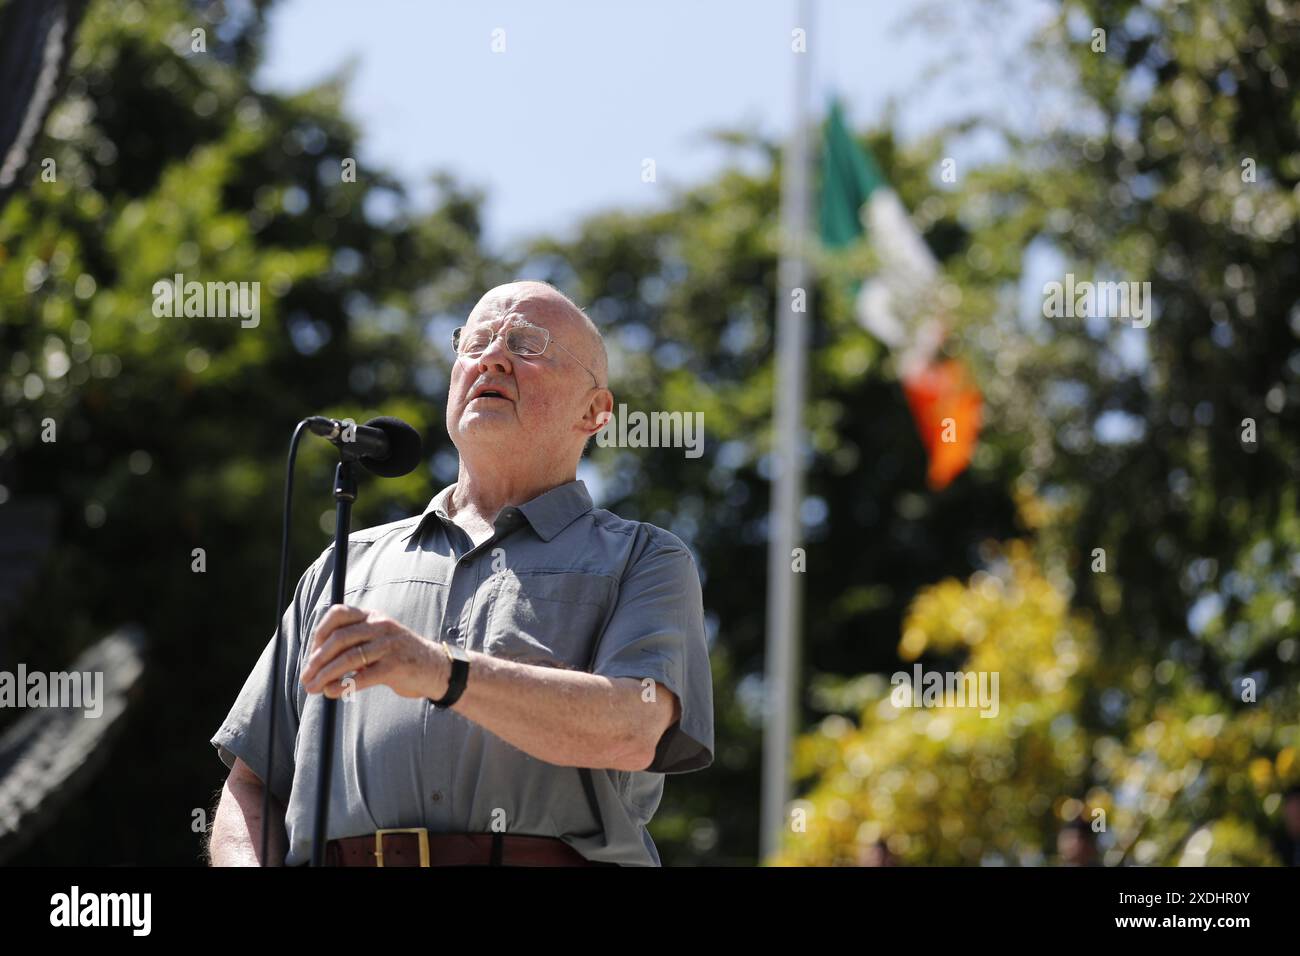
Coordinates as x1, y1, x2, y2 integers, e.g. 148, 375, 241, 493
452, 320, 604, 389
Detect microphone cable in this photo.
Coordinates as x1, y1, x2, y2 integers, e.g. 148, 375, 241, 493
259, 418, 311, 865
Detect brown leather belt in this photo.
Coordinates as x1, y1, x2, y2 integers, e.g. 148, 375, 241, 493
321, 829, 616, 867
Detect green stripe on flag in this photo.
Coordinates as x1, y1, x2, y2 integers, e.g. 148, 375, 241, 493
819, 98, 886, 248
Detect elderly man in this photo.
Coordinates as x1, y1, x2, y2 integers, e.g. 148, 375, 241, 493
208, 281, 713, 867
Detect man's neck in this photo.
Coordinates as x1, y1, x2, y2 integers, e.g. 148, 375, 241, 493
447, 457, 576, 528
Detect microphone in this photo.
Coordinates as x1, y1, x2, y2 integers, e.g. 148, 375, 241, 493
306, 415, 423, 477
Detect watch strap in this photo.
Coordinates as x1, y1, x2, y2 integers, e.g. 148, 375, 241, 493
431, 641, 469, 709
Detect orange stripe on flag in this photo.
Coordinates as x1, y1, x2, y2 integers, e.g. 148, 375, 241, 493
900, 359, 983, 491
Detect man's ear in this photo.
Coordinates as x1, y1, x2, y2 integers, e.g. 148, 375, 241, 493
582, 388, 615, 436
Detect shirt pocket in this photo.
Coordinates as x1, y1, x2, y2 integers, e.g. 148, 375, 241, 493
485, 570, 613, 670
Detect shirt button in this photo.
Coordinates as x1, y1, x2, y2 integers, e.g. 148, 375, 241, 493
431, 791, 442, 803
446, 626, 458, 639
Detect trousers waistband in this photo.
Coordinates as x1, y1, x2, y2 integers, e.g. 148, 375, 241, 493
302, 830, 618, 867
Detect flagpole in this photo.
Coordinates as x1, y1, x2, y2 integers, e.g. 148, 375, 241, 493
761, 0, 813, 862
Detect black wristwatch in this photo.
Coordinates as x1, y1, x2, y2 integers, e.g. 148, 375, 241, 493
431, 641, 470, 709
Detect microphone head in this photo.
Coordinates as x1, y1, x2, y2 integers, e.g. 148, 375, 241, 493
361, 416, 423, 478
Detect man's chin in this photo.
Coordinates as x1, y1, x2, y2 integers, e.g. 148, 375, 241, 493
454, 412, 514, 436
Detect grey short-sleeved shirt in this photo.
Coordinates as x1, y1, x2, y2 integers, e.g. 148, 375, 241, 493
211, 478, 714, 866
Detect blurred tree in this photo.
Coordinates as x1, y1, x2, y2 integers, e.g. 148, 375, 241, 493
777, 539, 1099, 866
0, 0, 502, 863
774, 0, 1300, 865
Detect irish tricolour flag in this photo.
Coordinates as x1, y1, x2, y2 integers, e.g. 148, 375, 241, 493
819, 98, 982, 491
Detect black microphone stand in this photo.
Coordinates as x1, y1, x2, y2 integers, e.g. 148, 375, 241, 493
310, 455, 359, 866
261, 414, 418, 866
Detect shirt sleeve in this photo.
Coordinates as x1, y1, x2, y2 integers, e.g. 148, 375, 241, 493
209, 551, 327, 804
590, 530, 714, 774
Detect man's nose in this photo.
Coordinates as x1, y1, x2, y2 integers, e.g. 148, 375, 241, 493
476, 333, 513, 376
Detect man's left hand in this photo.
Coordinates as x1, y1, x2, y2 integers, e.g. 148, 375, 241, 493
301, 604, 448, 701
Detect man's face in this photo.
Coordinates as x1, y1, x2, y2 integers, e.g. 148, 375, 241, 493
446, 288, 599, 458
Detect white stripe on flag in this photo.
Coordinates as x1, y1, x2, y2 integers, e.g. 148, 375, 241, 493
855, 188, 943, 367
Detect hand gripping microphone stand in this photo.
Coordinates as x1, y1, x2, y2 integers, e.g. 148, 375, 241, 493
260, 416, 422, 867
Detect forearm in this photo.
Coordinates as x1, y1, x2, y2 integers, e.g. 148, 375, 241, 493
209, 777, 288, 866
448, 652, 647, 769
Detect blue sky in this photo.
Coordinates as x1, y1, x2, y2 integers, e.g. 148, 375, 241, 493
256, 0, 1057, 253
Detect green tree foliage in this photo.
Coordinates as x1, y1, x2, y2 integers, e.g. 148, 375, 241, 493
777, 540, 1099, 865
778, 0, 1300, 865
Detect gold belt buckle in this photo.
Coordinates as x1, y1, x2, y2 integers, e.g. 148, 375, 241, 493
374, 827, 431, 867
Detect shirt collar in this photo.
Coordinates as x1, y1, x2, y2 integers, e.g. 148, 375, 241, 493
400, 479, 593, 544
515, 479, 594, 542
399, 484, 456, 544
